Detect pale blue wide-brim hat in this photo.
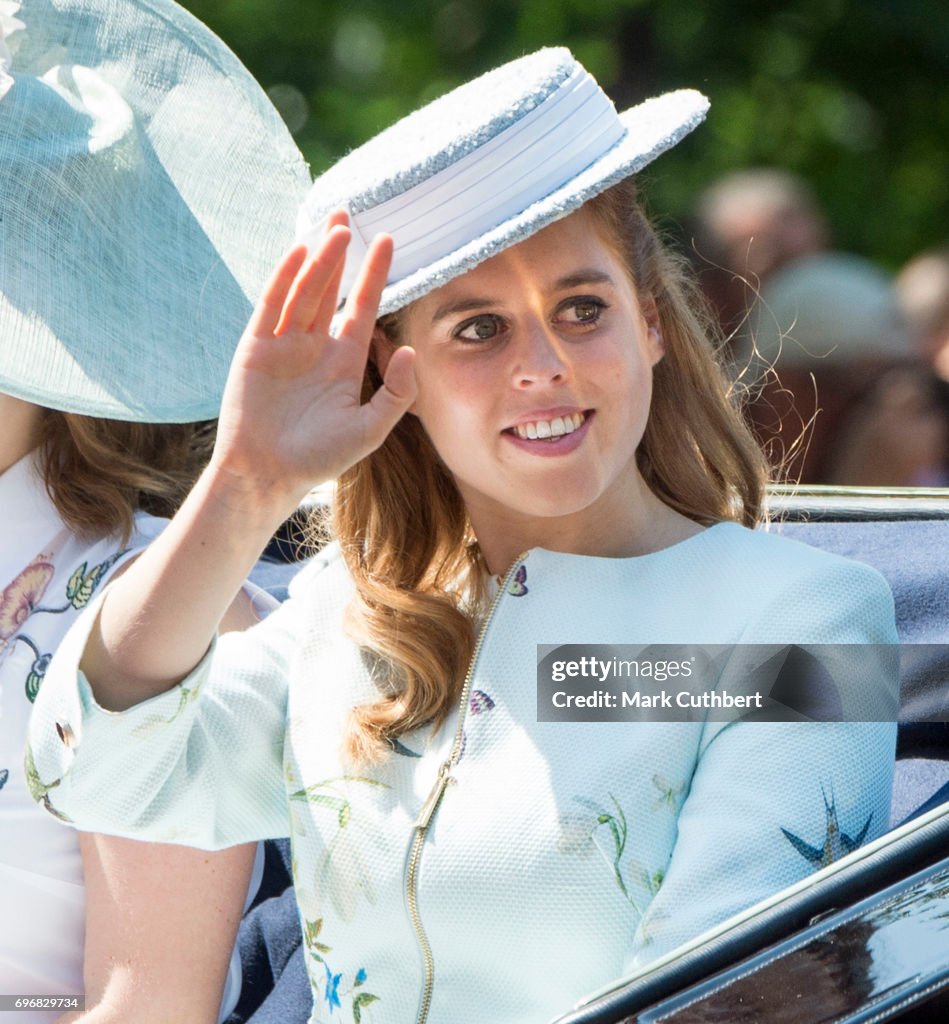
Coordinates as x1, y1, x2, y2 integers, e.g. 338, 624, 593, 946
0, 0, 310, 422
296, 47, 708, 318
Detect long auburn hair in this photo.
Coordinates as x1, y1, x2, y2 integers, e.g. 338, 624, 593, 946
36, 411, 214, 544
330, 178, 769, 763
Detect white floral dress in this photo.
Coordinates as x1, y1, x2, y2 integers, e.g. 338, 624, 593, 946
0, 453, 164, 1019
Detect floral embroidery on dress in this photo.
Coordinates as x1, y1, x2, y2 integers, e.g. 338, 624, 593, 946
22, 744, 71, 822
303, 913, 381, 1021
63, 555, 124, 610
652, 773, 687, 812
292, 777, 385, 1018
0, 559, 54, 642
563, 794, 667, 920
291, 776, 390, 921
1, 550, 126, 702
781, 783, 873, 867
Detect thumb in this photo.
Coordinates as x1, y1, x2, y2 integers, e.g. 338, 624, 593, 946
362, 346, 417, 449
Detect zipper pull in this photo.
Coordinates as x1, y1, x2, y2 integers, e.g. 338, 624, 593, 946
415, 760, 454, 830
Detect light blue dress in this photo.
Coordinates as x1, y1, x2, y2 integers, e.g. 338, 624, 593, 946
28, 523, 899, 1024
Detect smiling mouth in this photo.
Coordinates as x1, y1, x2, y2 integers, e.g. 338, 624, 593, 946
508, 412, 587, 441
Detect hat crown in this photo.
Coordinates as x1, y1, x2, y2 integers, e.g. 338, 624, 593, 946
296, 47, 708, 319
304, 48, 581, 223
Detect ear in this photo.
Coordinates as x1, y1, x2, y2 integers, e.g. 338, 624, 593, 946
639, 293, 664, 366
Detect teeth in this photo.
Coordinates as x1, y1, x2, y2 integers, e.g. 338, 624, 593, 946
513, 412, 585, 441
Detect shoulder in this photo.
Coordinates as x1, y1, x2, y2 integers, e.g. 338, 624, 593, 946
710, 520, 892, 591
710, 522, 897, 644
252, 542, 355, 641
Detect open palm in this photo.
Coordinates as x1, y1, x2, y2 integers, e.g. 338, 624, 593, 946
211, 219, 416, 512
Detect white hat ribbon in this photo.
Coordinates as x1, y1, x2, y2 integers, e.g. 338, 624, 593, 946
297, 66, 625, 305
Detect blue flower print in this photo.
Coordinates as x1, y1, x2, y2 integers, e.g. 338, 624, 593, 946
324, 962, 343, 1011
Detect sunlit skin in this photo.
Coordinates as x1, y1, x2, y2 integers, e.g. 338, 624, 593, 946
0, 393, 44, 474
379, 210, 703, 574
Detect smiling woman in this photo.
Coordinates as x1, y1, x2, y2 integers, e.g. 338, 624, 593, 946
28, 47, 898, 1024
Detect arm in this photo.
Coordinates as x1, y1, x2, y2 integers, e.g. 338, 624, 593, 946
624, 559, 900, 969
83, 221, 415, 711
66, 592, 265, 1024
71, 836, 256, 1024
28, 223, 413, 844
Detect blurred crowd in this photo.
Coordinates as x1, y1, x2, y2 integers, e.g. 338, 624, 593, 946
688, 168, 949, 487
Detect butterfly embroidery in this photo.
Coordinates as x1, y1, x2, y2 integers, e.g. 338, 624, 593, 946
469, 689, 496, 715
507, 564, 528, 597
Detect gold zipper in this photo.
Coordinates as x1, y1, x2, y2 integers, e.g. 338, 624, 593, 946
405, 552, 530, 1024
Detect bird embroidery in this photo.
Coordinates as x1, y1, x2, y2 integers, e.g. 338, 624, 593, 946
781, 785, 872, 867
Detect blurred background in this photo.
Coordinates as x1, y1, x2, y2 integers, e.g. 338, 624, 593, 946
183, 0, 949, 486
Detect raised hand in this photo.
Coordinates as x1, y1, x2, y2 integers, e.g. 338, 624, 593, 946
211, 216, 416, 517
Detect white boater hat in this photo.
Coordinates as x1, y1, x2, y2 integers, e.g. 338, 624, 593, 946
0, 0, 311, 422
296, 47, 708, 318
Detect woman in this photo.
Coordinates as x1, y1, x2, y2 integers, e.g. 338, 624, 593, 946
29, 49, 898, 1023
0, 0, 308, 1019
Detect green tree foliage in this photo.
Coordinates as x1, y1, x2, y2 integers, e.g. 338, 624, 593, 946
183, 0, 947, 267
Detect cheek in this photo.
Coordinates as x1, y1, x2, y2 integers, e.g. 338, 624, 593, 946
413, 358, 494, 425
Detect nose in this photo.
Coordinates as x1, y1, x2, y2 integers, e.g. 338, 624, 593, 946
512, 319, 569, 389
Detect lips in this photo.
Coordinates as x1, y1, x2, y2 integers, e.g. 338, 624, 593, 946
502, 410, 593, 455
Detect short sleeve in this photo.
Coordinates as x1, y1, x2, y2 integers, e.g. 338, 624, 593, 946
26, 584, 306, 850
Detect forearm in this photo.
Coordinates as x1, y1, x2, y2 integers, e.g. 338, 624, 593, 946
81, 464, 300, 711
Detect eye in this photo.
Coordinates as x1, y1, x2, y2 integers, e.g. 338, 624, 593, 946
454, 314, 506, 342
556, 296, 608, 328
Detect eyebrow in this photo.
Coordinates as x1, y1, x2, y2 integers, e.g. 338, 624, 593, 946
429, 269, 616, 323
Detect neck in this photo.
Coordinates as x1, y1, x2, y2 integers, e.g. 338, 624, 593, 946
470, 476, 704, 577
0, 394, 45, 475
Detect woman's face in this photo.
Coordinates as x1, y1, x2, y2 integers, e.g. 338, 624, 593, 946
389, 208, 664, 559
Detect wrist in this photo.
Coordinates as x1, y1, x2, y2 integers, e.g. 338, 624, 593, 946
202, 457, 309, 530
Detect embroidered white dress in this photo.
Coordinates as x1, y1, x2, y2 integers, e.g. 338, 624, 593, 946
29, 524, 900, 1024
0, 454, 164, 1019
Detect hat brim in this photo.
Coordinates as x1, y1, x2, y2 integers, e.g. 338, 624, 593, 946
0, 0, 309, 423
373, 88, 709, 318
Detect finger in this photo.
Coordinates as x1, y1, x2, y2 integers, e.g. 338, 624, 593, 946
311, 246, 347, 331
336, 234, 394, 346
245, 246, 309, 338
308, 209, 351, 329
361, 344, 417, 450
276, 226, 351, 335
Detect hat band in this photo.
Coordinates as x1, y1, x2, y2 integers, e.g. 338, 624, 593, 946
298, 66, 626, 304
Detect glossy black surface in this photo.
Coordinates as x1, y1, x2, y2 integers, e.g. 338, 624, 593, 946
638, 863, 949, 1023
